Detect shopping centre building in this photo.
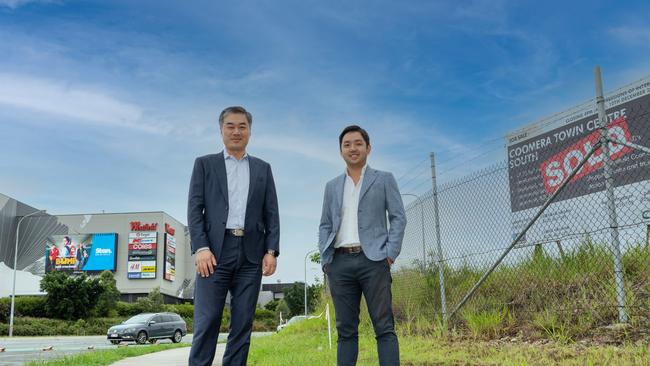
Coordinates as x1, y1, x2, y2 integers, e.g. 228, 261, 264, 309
0, 193, 293, 303
0, 193, 193, 302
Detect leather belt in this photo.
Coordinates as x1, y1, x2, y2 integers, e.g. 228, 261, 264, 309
335, 246, 362, 254
226, 229, 245, 237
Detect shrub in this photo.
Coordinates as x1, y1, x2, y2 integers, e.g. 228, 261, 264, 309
163, 303, 194, 319
17, 296, 48, 317
93, 271, 120, 317
0, 298, 8, 322
0, 316, 124, 336
255, 308, 275, 321
40, 272, 103, 320
134, 287, 164, 313
0, 296, 48, 319
115, 301, 139, 316
264, 299, 280, 312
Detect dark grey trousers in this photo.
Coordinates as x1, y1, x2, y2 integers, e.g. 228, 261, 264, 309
327, 251, 400, 366
189, 234, 262, 366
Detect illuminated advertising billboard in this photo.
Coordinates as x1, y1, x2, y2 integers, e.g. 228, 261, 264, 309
127, 231, 157, 279
45, 233, 117, 273
164, 233, 176, 281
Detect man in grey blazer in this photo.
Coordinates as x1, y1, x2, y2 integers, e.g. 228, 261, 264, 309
187, 106, 280, 366
319, 125, 406, 366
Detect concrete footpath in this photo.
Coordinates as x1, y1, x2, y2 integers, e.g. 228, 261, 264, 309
109, 344, 225, 366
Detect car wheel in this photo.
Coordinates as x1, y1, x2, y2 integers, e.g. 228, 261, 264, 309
171, 330, 182, 343
136, 331, 148, 345
110, 340, 120, 345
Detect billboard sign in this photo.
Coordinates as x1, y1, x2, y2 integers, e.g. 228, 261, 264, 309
164, 232, 176, 281
507, 76, 650, 244
45, 233, 117, 273
127, 231, 157, 279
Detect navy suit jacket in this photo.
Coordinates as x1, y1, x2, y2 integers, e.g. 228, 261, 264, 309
187, 152, 280, 264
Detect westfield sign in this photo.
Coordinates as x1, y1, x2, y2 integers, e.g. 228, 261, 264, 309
165, 223, 176, 236
130, 221, 158, 231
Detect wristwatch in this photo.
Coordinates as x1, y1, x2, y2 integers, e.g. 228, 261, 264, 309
266, 249, 277, 257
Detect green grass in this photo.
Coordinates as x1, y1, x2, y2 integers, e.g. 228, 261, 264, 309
24, 343, 189, 366
247, 311, 650, 365
463, 307, 507, 339
392, 240, 650, 340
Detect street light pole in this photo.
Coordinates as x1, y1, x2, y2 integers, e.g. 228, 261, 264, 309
9, 209, 46, 337
304, 249, 318, 317
402, 193, 426, 270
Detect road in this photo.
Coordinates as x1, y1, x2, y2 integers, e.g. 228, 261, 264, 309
0, 333, 269, 366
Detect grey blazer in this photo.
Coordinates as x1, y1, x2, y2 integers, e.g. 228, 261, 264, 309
318, 166, 406, 268
187, 152, 280, 264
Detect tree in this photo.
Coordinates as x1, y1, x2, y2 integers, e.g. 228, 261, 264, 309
135, 287, 164, 313
93, 271, 121, 317
309, 252, 320, 264
264, 299, 280, 312
274, 299, 290, 323
40, 271, 103, 320
148, 287, 164, 308
282, 282, 321, 317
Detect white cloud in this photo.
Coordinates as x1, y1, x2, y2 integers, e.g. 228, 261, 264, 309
0, 0, 52, 9
608, 25, 650, 45
0, 73, 170, 134
253, 133, 341, 166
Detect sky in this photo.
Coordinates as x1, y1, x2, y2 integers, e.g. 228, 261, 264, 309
1, 0, 650, 284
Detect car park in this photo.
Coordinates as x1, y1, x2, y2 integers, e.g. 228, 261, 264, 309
107, 312, 187, 345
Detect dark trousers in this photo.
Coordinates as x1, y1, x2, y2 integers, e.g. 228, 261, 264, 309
328, 251, 400, 366
189, 234, 262, 366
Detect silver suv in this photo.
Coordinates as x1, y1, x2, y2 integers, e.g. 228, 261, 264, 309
107, 312, 187, 344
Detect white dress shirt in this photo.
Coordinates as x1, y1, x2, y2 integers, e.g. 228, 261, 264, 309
195, 151, 250, 254
334, 164, 367, 248
224, 150, 250, 229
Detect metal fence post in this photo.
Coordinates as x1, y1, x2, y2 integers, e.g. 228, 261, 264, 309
594, 66, 628, 323
430, 152, 448, 322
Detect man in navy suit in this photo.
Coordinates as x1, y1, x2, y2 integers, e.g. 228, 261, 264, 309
319, 125, 406, 366
187, 106, 280, 366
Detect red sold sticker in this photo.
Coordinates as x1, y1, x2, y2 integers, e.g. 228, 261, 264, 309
540, 117, 632, 194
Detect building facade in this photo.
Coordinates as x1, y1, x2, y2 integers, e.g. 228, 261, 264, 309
0, 193, 296, 306
0, 193, 194, 303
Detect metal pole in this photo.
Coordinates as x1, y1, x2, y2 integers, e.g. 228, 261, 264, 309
304, 249, 318, 317
449, 145, 600, 319
594, 66, 628, 323
607, 137, 650, 155
430, 152, 448, 322
10, 209, 46, 337
401, 193, 426, 270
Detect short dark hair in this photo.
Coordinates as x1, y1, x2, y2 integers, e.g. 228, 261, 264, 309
219, 106, 253, 127
339, 125, 370, 149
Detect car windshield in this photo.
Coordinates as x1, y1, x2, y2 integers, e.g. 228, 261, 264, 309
123, 314, 151, 324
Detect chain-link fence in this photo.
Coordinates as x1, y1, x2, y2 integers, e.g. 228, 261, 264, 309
392, 71, 650, 340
